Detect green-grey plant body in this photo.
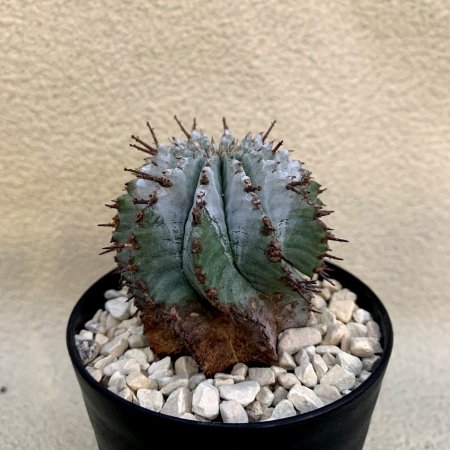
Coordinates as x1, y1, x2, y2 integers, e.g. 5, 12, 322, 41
102, 117, 344, 375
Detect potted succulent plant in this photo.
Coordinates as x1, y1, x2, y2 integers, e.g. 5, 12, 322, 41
67, 118, 393, 450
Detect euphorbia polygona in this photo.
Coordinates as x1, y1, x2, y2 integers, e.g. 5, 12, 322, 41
101, 117, 345, 375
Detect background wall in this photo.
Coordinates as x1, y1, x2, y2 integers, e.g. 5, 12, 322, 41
1, 1, 449, 448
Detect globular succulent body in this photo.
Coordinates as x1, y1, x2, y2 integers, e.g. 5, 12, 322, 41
103, 118, 343, 375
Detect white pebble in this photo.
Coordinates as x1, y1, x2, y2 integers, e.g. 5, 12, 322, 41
245, 401, 263, 422
260, 406, 274, 420
366, 321, 381, 339
126, 372, 157, 391
353, 308, 372, 324
78, 329, 92, 339
188, 373, 206, 390
213, 379, 234, 387
86, 366, 102, 382
94, 355, 117, 371
128, 335, 149, 348
92, 309, 103, 322
129, 325, 144, 335
100, 335, 128, 358
295, 364, 317, 388
175, 356, 199, 378
105, 326, 117, 340
105, 314, 120, 334
84, 320, 105, 334
328, 295, 355, 323
341, 335, 352, 353
160, 378, 189, 396
118, 387, 135, 402
294, 348, 308, 366
303, 345, 316, 358
320, 365, 355, 392
148, 356, 173, 379
105, 298, 130, 321
194, 414, 210, 422
316, 308, 337, 328
220, 400, 249, 423
268, 399, 296, 420
315, 324, 327, 336
272, 386, 288, 406
120, 317, 139, 329
314, 383, 342, 405
219, 381, 260, 407
104, 289, 123, 299
322, 323, 349, 346
214, 373, 245, 382
322, 279, 342, 292
294, 349, 317, 388
312, 354, 328, 379
362, 355, 380, 371
322, 352, 337, 369
332, 288, 357, 302
346, 322, 368, 337
95, 333, 109, 347
336, 352, 363, 376
113, 328, 129, 338
278, 373, 299, 390
103, 359, 140, 377
271, 366, 287, 378
192, 381, 220, 420
315, 345, 342, 355
277, 351, 296, 370
108, 371, 126, 391
306, 315, 318, 327
129, 301, 138, 317
160, 387, 192, 417
99, 310, 108, 326
137, 388, 164, 412
287, 384, 324, 413
319, 287, 332, 300
142, 347, 155, 362
256, 386, 274, 407
278, 327, 322, 354
123, 349, 149, 369
248, 367, 276, 386
312, 294, 327, 309
350, 337, 382, 358
358, 370, 371, 383
157, 376, 180, 389
231, 363, 248, 378
180, 413, 197, 421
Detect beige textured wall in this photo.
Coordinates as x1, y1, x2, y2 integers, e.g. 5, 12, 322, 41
1, 1, 449, 448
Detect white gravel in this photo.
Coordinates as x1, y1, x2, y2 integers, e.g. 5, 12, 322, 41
287, 384, 324, 413
79, 279, 384, 423
192, 381, 220, 420
269, 399, 296, 420
313, 383, 342, 405
219, 381, 261, 407
160, 387, 191, 417
220, 400, 249, 423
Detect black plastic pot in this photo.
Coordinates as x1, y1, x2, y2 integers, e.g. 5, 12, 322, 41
67, 263, 393, 450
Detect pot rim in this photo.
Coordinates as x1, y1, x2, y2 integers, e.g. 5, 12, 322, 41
67, 262, 393, 429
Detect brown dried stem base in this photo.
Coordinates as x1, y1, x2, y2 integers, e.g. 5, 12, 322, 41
139, 302, 278, 376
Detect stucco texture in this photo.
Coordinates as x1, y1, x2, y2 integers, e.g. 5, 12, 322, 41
1, 0, 449, 448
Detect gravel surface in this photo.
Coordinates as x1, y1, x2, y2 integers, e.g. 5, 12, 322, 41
75, 279, 383, 423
